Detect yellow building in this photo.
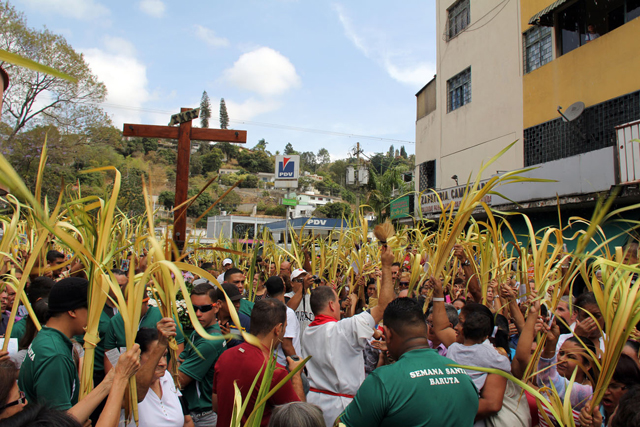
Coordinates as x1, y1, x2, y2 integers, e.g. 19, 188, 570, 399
522, 0, 640, 166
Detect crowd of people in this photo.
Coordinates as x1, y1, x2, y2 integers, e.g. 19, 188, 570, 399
1, 236, 640, 427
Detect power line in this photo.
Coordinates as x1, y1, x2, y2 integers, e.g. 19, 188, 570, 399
81, 101, 416, 144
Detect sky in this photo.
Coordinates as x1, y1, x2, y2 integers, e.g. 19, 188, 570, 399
14, 0, 436, 160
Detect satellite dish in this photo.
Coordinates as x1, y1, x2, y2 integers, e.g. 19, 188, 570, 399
558, 101, 585, 122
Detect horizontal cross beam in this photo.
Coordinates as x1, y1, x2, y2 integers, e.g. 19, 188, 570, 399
122, 123, 247, 143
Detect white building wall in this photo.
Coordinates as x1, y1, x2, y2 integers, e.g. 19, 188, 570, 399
417, 0, 524, 192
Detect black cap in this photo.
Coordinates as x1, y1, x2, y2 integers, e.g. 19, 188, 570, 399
218, 282, 242, 302
48, 277, 89, 313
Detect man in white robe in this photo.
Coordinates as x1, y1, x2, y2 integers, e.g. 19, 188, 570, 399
301, 245, 395, 427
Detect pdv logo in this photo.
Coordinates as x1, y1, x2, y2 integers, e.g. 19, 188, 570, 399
278, 157, 295, 178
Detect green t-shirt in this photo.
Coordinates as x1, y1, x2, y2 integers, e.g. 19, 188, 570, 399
93, 306, 116, 373
10, 317, 27, 340
18, 326, 79, 411
342, 348, 479, 427
239, 298, 254, 317
178, 323, 226, 412
103, 306, 185, 351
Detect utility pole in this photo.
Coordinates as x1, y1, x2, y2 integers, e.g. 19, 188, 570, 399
356, 141, 361, 211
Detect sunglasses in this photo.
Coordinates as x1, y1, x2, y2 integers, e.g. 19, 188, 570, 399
0, 391, 25, 411
193, 304, 214, 313
399, 282, 410, 287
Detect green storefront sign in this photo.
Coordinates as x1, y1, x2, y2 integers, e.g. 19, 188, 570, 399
390, 196, 413, 219
283, 198, 298, 206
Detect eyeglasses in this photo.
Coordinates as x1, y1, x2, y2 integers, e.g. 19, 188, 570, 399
193, 304, 214, 313
0, 391, 26, 411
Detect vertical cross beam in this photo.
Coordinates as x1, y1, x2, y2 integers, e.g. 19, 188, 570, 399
174, 108, 192, 250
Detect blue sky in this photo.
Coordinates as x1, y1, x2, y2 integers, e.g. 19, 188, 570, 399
15, 0, 436, 159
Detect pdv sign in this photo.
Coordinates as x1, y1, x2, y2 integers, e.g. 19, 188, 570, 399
275, 155, 300, 180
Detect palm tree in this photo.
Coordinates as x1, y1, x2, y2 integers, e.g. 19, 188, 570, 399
366, 166, 410, 222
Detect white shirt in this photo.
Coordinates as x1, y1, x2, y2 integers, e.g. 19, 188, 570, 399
557, 322, 605, 353
293, 294, 314, 337
216, 272, 225, 285
123, 371, 183, 427
301, 310, 376, 427
276, 306, 301, 366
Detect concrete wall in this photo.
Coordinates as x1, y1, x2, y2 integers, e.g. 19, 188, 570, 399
492, 146, 617, 205
416, 0, 525, 192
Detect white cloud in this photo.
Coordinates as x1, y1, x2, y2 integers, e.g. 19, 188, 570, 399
20, 0, 110, 20
222, 47, 301, 97
82, 36, 150, 126
194, 25, 230, 48
139, 0, 165, 18
224, 98, 282, 121
333, 4, 434, 87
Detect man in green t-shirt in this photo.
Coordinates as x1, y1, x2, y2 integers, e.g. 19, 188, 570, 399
224, 267, 254, 317
103, 292, 185, 372
340, 298, 479, 427
178, 283, 226, 427
18, 278, 114, 425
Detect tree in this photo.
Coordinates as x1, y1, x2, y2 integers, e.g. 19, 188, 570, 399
201, 148, 223, 173
216, 141, 238, 160
388, 145, 395, 158
300, 151, 317, 173
190, 154, 203, 176
400, 146, 408, 159
284, 143, 297, 155
200, 91, 211, 128
0, 2, 108, 139
253, 138, 268, 152
219, 98, 229, 129
118, 166, 147, 216
158, 190, 175, 209
317, 148, 330, 165
315, 202, 351, 219
238, 174, 259, 188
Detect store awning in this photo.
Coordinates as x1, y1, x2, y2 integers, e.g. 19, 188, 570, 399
528, 0, 573, 26
264, 217, 348, 232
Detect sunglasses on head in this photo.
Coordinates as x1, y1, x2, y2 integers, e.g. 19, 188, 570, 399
193, 304, 214, 313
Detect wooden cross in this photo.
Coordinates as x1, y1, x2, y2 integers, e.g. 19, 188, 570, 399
123, 107, 247, 250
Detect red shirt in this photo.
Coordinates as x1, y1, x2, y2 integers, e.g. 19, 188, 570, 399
213, 342, 301, 427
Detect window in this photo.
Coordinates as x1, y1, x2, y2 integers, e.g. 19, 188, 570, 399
555, 0, 640, 56
524, 26, 552, 73
448, 0, 470, 39
419, 160, 436, 192
447, 68, 471, 112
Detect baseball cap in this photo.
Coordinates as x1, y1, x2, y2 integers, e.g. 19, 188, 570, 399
291, 268, 307, 281
222, 258, 233, 266
48, 277, 88, 313
218, 282, 242, 302
193, 278, 215, 287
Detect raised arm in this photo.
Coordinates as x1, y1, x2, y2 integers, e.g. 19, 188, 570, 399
431, 276, 457, 348
136, 318, 176, 402
369, 245, 394, 325
96, 345, 141, 427
453, 244, 481, 303
512, 296, 540, 379
501, 283, 525, 334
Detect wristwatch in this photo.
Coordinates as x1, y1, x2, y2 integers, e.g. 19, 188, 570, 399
463, 259, 471, 267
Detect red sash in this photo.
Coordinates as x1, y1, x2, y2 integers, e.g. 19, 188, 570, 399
309, 387, 355, 399
308, 314, 338, 327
